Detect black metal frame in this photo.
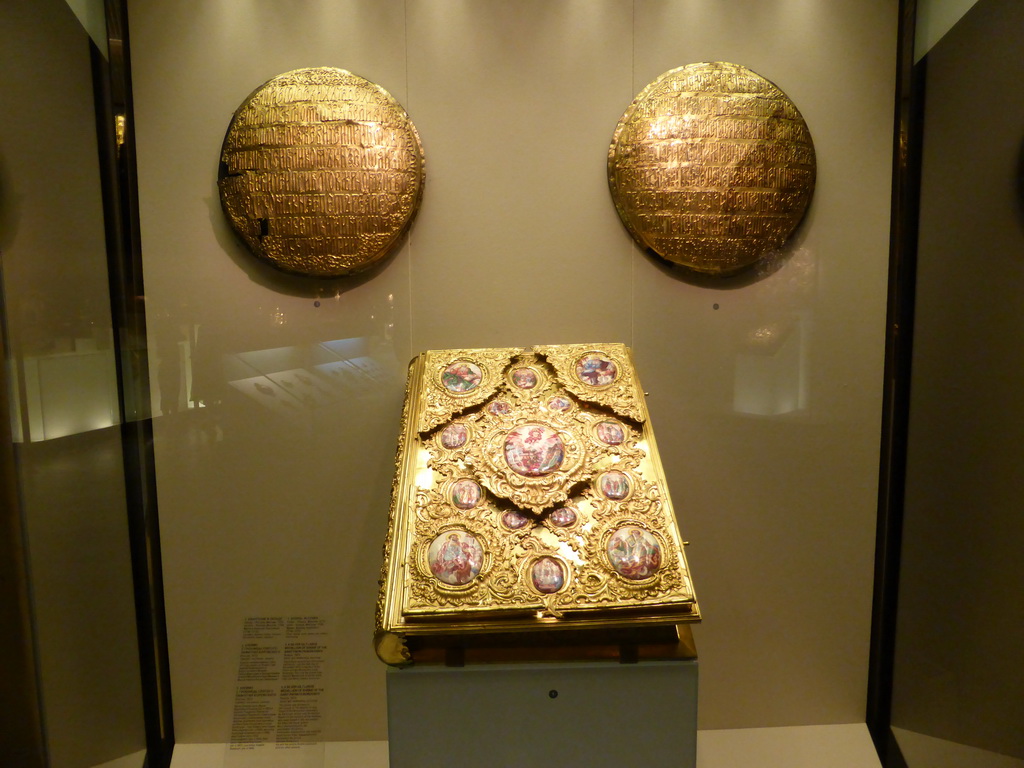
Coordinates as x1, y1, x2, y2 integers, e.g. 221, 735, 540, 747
866, 0, 927, 765
92, 1, 174, 765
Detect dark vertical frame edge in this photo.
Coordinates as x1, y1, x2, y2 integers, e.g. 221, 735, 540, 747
93, 0, 174, 765
867, 0, 926, 765
0, 283, 48, 767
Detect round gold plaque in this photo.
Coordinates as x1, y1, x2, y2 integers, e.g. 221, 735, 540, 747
219, 67, 425, 277
608, 62, 816, 276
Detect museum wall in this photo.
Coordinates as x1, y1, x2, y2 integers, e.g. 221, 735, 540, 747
892, 0, 1024, 759
0, 0, 147, 764
128, 0, 897, 742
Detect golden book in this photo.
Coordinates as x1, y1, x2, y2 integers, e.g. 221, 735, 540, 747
375, 343, 699, 665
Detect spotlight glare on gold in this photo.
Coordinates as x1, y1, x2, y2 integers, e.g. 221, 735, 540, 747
608, 62, 816, 276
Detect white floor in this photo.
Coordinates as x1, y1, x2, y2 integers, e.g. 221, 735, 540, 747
698, 724, 882, 768
170, 724, 883, 768
893, 728, 1024, 768
92, 751, 147, 768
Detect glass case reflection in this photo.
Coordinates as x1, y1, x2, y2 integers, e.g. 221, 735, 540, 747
0, 0, 149, 765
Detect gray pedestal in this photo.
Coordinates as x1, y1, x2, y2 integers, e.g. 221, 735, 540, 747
386, 659, 697, 768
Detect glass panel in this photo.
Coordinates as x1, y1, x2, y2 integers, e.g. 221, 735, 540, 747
129, 0, 896, 740
891, 0, 1024, 764
0, 0, 147, 765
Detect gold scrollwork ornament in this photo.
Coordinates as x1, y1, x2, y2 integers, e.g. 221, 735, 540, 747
417, 348, 520, 432
535, 343, 647, 423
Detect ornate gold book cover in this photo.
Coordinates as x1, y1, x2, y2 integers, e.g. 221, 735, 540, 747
375, 344, 699, 665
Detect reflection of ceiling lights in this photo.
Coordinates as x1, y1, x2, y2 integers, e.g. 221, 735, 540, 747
224, 337, 395, 416
734, 316, 805, 417
17, 349, 119, 442
744, 318, 797, 355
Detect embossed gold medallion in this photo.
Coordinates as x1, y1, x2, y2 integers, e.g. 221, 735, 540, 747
608, 62, 816, 276
219, 67, 425, 277
375, 344, 700, 666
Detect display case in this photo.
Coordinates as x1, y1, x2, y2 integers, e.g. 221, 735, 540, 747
0, 0, 172, 765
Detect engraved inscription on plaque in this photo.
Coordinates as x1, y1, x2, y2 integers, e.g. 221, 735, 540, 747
219, 67, 425, 277
608, 62, 815, 276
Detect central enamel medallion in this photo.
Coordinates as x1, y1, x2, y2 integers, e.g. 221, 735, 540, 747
502, 424, 565, 477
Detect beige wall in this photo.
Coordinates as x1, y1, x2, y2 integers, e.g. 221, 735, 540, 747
128, 0, 896, 741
